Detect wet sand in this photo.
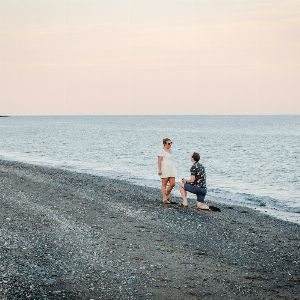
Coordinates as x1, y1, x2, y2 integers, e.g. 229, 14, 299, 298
0, 160, 299, 299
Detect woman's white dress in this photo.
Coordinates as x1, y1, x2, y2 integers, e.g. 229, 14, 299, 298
158, 149, 177, 178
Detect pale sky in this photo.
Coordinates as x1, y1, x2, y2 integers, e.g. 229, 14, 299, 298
1, 0, 300, 115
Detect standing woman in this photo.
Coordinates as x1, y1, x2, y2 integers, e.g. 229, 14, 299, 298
158, 138, 177, 204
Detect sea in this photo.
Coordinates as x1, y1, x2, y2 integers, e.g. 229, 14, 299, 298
0, 115, 299, 224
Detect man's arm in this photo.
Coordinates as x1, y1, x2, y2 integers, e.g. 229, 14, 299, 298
183, 175, 195, 184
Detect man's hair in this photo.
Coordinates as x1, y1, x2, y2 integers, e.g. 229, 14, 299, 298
163, 138, 171, 145
192, 152, 200, 162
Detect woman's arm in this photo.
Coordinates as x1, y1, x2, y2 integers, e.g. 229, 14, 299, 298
158, 156, 163, 176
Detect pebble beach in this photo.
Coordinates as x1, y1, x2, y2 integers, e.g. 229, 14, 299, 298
0, 159, 299, 299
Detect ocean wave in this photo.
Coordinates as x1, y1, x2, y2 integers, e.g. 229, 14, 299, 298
208, 188, 299, 214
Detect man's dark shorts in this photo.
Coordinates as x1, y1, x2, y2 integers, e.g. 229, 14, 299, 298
184, 183, 207, 203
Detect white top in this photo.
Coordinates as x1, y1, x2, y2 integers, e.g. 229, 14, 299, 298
158, 148, 177, 178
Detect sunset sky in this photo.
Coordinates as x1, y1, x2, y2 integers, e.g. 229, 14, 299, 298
1, 0, 299, 115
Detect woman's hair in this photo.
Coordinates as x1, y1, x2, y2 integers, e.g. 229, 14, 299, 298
192, 152, 200, 162
163, 138, 171, 145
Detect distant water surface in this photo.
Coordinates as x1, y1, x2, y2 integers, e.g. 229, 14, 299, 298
0, 115, 299, 223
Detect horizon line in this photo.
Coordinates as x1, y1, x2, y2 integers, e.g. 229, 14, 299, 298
2, 114, 300, 117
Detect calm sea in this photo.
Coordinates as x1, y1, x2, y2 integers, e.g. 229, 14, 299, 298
0, 115, 299, 223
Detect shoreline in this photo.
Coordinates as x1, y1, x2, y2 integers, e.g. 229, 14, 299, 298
0, 157, 299, 225
0, 159, 299, 299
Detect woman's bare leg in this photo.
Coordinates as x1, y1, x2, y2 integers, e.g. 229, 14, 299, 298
161, 178, 169, 203
166, 177, 175, 199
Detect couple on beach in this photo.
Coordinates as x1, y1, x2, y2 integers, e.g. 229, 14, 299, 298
157, 137, 209, 210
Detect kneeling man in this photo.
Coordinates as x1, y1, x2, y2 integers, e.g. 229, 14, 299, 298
180, 152, 209, 210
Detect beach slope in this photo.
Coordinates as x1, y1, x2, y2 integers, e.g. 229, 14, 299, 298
0, 160, 299, 299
